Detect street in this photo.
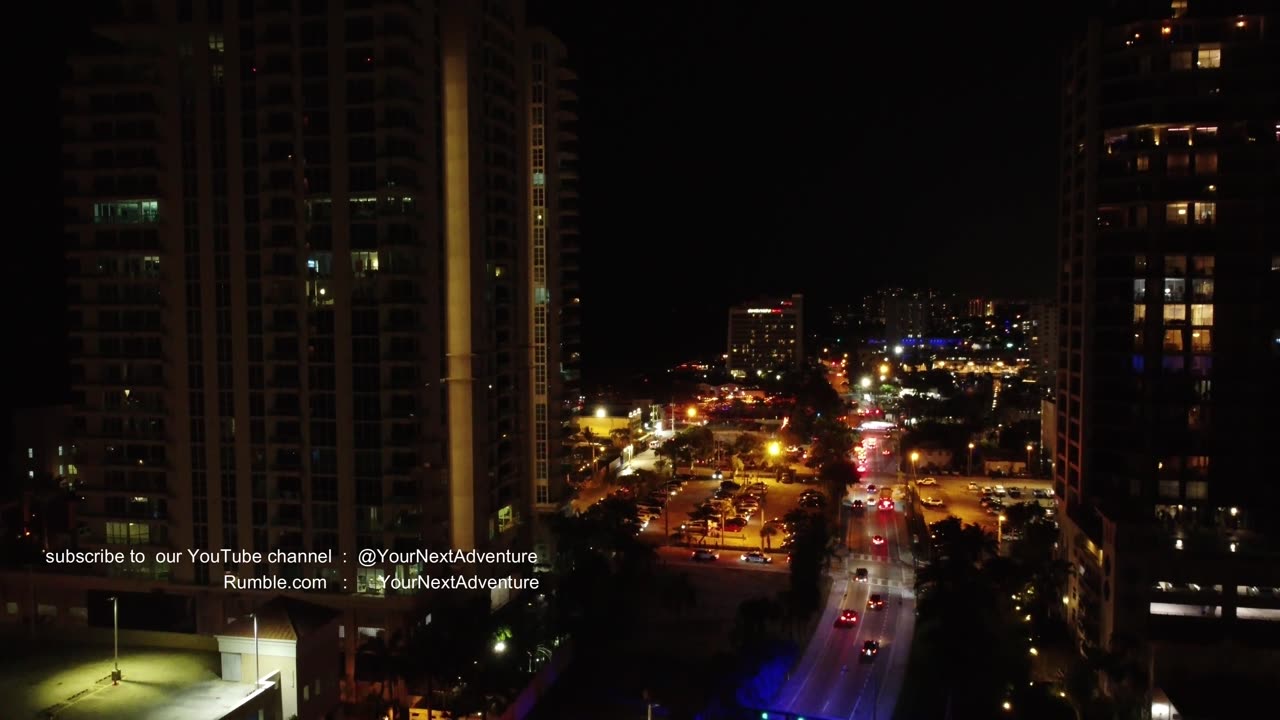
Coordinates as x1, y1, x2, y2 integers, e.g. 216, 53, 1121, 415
770, 485, 915, 720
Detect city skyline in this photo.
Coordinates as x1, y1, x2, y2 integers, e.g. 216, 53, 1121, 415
3, 2, 1276, 719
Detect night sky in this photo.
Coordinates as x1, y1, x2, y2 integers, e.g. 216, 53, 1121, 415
529, 0, 1085, 377
7, 1, 1086, 422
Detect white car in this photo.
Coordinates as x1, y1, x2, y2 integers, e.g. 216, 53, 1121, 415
921, 497, 944, 508
918, 477, 938, 486
740, 551, 773, 564
967, 482, 979, 491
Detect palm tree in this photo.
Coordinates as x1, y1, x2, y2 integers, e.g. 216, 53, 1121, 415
760, 524, 778, 549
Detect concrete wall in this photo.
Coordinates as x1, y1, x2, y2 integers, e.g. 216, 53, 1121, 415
221, 669, 284, 720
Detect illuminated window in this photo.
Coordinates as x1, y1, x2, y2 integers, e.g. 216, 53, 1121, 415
1135, 155, 1150, 172
1163, 328, 1184, 351
93, 200, 159, 224
351, 251, 379, 275
1159, 480, 1180, 498
1191, 280, 1213, 302
1163, 305, 1186, 323
1133, 304, 1146, 324
1194, 151, 1218, 174
1190, 329, 1211, 352
1186, 481, 1208, 500
1196, 45, 1221, 68
1187, 456, 1209, 476
1190, 304, 1214, 325
1166, 152, 1189, 176
1194, 202, 1215, 224
1191, 255, 1214, 276
208, 32, 224, 53
1163, 278, 1186, 302
1134, 279, 1147, 301
1165, 202, 1189, 225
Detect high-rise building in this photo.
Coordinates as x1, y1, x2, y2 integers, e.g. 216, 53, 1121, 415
1027, 300, 1058, 386
22, 0, 564, 685
1057, 0, 1278, 706
523, 28, 578, 552
726, 295, 804, 377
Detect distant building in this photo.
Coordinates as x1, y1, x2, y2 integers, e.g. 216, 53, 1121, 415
1027, 301, 1058, 385
10, 405, 77, 486
727, 295, 804, 377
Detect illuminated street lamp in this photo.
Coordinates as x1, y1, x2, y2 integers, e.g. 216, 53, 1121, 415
860, 376, 872, 389
493, 640, 507, 654
879, 363, 890, 376
251, 612, 260, 682
109, 596, 121, 683
1025, 443, 1035, 477
998, 514, 1007, 544
909, 451, 919, 478
686, 406, 698, 419
967, 442, 975, 477
767, 441, 781, 458
594, 407, 607, 419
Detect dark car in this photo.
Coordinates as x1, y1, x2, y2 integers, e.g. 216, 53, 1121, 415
691, 549, 719, 562
868, 594, 886, 610
834, 609, 860, 628
861, 640, 880, 661
855, 567, 869, 582
852, 499, 864, 509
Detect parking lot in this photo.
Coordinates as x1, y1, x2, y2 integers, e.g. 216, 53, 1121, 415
912, 474, 1055, 529
636, 473, 823, 552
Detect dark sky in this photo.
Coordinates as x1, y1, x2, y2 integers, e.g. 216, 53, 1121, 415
6, 1, 1086, 419
529, 0, 1086, 378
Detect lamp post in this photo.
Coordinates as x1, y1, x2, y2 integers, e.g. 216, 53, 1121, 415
909, 451, 920, 479
967, 442, 975, 477
250, 612, 260, 683
1025, 443, 1034, 477
109, 596, 120, 683
998, 514, 1007, 545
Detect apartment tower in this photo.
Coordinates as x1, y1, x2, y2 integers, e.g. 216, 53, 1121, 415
19, 0, 558, 685
1056, 0, 1279, 706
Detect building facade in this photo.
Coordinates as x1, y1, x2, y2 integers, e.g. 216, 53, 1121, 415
726, 295, 804, 377
1056, 0, 1279, 702
523, 28, 578, 553
10, 0, 568, 690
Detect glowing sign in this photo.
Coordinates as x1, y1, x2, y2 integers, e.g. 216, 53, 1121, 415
746, 308, 783, 314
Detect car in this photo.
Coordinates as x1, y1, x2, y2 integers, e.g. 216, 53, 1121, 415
871, 535, 886, 546
866, 484, 877, 494
852, 499, 864, 510
691, 549, 719, 562
967, 482, 980, 491
741, 550, 772, 564
918, 477, 938, 486
834, 609, 860, 628
855, 567, 869, 582
882, 449, 892, 455
868, 594, 886, 610
856, 464, 867, 473
719, 480, 741, 491
878, 498, 895, 511
921, 497, 944, 508
724, 518, 748, 532
711, 470, 724, 480
861, 640, 880, 661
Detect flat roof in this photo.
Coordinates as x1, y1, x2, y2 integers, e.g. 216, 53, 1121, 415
0, 642, 260, 720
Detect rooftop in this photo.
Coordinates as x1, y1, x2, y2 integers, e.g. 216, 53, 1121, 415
220, 594, 342, 642
0, 641, 257, 720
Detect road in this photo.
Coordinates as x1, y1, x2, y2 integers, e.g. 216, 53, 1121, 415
770, 436, 916, 720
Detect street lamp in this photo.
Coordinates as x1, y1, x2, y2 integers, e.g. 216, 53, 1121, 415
860, 376, 872, 389
493, 639, 507, 654
250, 612, 260, 683
998, 514, 1007, 545
109, 596, 121, 683
686, 406, 698, 419
767, 441, 781, 458
594, 407, 607, 419
909, 451, 919, 478
1025, 443, 1034, 477
967, 442, 975, 477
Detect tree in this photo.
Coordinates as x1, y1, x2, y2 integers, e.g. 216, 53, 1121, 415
760, 524, 779, 549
